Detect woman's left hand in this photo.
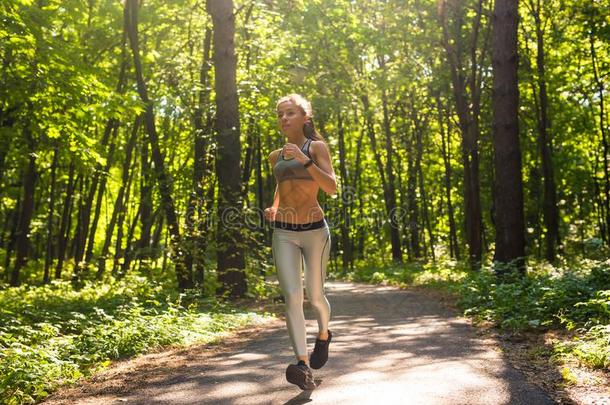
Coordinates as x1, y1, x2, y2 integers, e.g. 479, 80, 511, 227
282, 143, 308, 164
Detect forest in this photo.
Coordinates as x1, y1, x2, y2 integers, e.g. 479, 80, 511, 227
1, 0, 609, 403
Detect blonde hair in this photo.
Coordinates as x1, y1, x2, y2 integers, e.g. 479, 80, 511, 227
276, 94, 324, 141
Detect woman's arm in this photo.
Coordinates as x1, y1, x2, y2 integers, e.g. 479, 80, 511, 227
271, 184, 279, 208
305, 141, 337, 196
264, 150, 281, 221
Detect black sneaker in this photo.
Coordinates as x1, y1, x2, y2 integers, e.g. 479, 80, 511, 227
286, 360, 316, 390
309, 329, 332, 369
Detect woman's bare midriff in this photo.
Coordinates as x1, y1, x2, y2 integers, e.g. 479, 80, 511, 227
276, 179, 324, 224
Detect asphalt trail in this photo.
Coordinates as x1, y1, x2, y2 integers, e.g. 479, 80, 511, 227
43, 281, 557, 405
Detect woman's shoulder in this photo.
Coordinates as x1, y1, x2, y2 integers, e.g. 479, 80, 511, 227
309, 140, 329, 157
268, 148, 282, 164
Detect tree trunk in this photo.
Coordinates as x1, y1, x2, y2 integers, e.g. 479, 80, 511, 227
207, 0, 247, 298
138, 139, 154, 256
119, 205, 141, 278
406, 138, 419, 260
491, 0, 526, 273
4, 196, 20, 282
85, 32, 129, 264
380, 82, 402, 263
436, 94, 460, 259
185, 26, 213, 288
255, 124, 265, 272
43, 147, 59, 283
97, 116, 140, 278
55, 163, 77, 279
589, 27, 610, 247
11, 123, 37, 286
414, 112, 435, 261
112, 152, 136, 277
353, 123, 366, 261
125, 0, 192, 289
438, 0, 486, 268
361, 94, 402, 263
337, 109, 353, 272
527, 0, 559, 262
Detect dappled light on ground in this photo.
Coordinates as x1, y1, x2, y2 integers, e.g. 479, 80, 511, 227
43, 282, 556, 405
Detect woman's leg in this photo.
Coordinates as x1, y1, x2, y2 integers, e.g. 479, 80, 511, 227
272, 229, 308, 358
301, 226, 331, 336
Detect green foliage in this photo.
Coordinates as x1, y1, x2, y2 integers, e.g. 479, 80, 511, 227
457, 262, 610, 331
0, 274, 273, 404
554, 325, 610, 370
346, 258, 468, 290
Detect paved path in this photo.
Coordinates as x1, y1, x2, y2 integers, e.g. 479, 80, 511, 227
44, 281, 558, 405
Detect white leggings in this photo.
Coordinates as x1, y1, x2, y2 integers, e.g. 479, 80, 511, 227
272, 224, 331, 357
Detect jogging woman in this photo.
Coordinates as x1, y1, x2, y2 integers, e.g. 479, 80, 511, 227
264, 94, 337, 390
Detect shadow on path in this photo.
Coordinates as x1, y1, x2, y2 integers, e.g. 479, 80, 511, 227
43, 282, 559, 405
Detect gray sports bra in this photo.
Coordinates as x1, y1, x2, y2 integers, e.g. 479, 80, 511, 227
273, 139, 314, 183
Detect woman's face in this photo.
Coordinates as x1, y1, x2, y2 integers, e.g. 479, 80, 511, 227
277, 100, 308, 136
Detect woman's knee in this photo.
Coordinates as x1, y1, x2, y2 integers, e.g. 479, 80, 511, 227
307, 292, 328, 310
284, 288, 303, 309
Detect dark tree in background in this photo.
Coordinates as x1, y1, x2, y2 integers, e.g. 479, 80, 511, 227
207, 0, 247, 298
491, 0, 526, 274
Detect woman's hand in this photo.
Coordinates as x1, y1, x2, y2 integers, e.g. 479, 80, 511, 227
282, 143, 308, 164
264, 206, 277, 222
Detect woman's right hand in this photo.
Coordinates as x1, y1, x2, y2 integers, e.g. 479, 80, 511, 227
264, 206, 277, 222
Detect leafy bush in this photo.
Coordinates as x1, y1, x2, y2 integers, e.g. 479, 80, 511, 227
457, 263, 610, 331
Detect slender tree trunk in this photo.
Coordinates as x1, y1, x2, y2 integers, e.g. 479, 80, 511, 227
380, 83, 402, 263
43, 147, 59, 283
593, 154, 607, 242
436, 94, 460, 259
85, 34, 129, 264
139, 139, 153, 255
72, 122, 119, 276
414, 114, 435, 261
119, 206, 141, 278
208, 0, 247, 298
337, 109, 353, 272
438, 0, 486, 268
85, 125, 119, 263
527, 0, 559, 261
185, 26, 212, 288
4, 196, 20, 282
406, 136, 419, 260
242, 116, 256, 199
353, 124, 366, 261
112, 153, 136, 277
11, 122, 37, 286
151, 208, 165, 253
125, 0, 192, 289
589, 28, 610, 247
97, 116, 140, 278
491, 0, 526, 273
361, 94, 402, 263
55, 164, 77, 279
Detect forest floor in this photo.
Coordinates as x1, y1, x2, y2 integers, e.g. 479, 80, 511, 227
42, 281, 608, 405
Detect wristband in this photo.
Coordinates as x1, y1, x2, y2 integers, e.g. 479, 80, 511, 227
303, 158, 314, 168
